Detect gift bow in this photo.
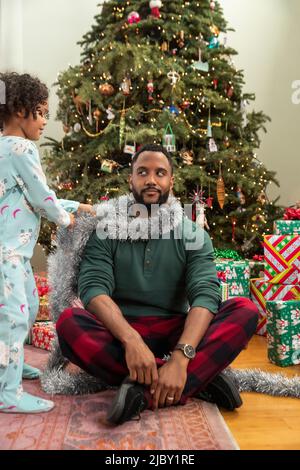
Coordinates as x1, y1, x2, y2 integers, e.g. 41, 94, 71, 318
253, 254, 264, 262
283, 208, 300, 220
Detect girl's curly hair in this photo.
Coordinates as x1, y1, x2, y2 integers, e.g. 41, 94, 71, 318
0, 72, 48, 130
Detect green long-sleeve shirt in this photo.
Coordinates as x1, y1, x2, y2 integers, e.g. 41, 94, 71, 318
78, 221, 221, 317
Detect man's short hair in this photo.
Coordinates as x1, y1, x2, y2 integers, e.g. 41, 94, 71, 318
131, 144, 174, 175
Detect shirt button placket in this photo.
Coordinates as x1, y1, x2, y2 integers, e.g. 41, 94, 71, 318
145, 243, 152, 273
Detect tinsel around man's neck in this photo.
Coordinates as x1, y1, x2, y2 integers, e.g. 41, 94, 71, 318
94, 193, 184, 241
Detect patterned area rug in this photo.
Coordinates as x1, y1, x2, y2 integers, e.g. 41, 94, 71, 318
0, 347, 239, 450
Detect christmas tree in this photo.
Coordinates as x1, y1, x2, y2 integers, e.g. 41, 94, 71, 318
41, 0, 282, 255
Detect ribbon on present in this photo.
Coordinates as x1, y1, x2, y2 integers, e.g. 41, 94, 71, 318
220, 282, 229, 301
264, 235, 300, 285
284, 208, 300, 220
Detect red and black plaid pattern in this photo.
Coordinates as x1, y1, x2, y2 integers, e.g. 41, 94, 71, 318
56, 298, 258, 404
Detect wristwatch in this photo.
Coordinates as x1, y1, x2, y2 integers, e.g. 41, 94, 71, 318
174, 343, 196, 359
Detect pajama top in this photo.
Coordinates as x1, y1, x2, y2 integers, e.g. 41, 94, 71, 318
0, 136, 79, 260
78, 227, 221, 317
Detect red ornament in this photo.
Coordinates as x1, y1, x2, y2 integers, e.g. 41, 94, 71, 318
181, 100, 191, 110
147, 80, 154, 102
206, 196, 214, 209
227, 85, 234, 98
213, 78, 218, 89
150, 0, 162, 18
127, 11, 141, 24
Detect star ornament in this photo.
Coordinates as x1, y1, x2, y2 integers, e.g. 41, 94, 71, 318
191, 186, 206, 205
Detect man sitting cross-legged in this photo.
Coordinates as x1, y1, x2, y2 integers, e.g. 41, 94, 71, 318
56, 144, 259, 425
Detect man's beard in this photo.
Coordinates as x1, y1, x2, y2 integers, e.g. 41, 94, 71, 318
131, 187, 170, 212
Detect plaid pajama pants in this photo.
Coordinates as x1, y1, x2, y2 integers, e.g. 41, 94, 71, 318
56, 297, 258, 404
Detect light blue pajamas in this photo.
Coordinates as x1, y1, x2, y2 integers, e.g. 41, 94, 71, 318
0, 136, 79, 412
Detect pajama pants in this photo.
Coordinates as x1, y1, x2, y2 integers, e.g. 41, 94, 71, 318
56, 297, 259, 404
0, 254, 39, 402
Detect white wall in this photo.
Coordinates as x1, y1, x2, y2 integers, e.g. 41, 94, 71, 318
219, 0, 300, 206
0, 0, 299, 208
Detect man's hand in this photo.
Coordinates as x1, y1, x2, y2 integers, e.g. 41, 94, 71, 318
152, 356, 188, 409
77, 203, 96, 216
124, 337, 158, 388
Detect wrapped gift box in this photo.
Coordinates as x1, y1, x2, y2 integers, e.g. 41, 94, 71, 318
264, 235, 300, 285
215, 259, 250, 298
32, 321, 55, 352
36, 295, 51, 321
266, 300, 300, 367
34, 274, 52, 321
274, 220, 300, 236
250, 278, 300, 336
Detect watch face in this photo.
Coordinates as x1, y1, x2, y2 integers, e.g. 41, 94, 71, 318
184, 344, 196, 359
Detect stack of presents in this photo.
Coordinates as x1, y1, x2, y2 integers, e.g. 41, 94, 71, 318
28, 207, 300, 369
215, 204, 300, 367
26, 274, 55, 352
251, 206, 300, 367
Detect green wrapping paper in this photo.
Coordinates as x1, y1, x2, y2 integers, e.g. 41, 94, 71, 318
274, 220, 300, 235
215, 259, 250, 298
266, 300, 300, 367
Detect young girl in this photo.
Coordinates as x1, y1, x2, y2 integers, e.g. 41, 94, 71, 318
0, 72, 93, 413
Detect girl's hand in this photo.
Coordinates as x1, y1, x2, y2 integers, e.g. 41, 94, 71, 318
77, 203, 96, 216
68, 213, 76, 229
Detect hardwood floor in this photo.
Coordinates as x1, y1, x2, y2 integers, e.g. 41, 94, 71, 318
221, 335, 300, 450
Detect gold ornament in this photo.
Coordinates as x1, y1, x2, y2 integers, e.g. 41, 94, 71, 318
217, 165, 226, 209
101, 159, 120, 174
210, 24, 220, 36
161, 41, 169, 52
224, 135, 230, 148
257, 191, 267, 205
93, 108, 102, 132
252, 212, 266, 224
72, 92, 86, 115
178, 31, 185, 48
99, 83, 115, 96
180, 149, 194, 166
